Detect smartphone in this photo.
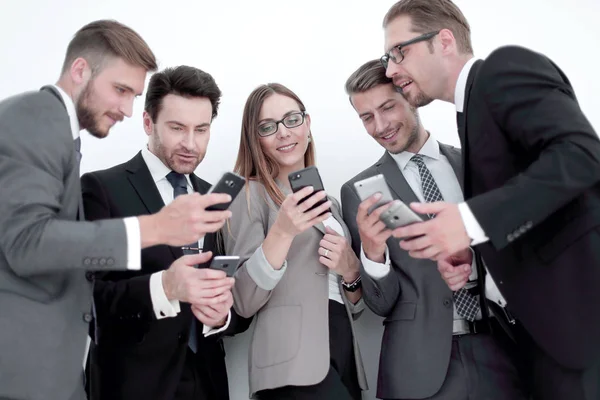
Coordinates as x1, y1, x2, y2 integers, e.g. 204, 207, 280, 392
379, 201, 423, 230
288, 166, 331, 214
208, 255, 241, 277
205, 172, 246, 211
353, 174, 394, 214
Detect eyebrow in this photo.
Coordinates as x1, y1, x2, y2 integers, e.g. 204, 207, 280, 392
358, 99, 395, 119
166, 121, 211, 128
258, 110, 301, 124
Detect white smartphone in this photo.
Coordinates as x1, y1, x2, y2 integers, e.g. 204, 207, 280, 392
208, 255, 241, 277
353, 174, 394, 214
379, 201, 423, 230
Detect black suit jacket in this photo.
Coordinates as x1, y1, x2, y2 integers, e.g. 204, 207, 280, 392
81, 151, 251, 400
460, 46, 600, 370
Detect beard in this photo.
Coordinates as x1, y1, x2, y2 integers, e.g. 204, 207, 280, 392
150, 129, 204, 174
75, 81, 122, 139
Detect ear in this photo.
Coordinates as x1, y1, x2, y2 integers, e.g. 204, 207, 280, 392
438, 28, 457, 55
304, 112, 311, 130
142, 111, 153, 136
69, 57, 91, 86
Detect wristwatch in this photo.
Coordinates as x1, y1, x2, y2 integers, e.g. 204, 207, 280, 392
341, 275, 362, 292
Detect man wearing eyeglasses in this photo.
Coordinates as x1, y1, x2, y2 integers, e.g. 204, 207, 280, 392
379, 1, 600, 400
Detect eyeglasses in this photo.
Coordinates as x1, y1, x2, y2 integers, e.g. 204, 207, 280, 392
257, 111, 306, 137
380, 31, 440, 69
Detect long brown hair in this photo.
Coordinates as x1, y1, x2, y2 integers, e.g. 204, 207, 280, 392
234, 83, 316, 206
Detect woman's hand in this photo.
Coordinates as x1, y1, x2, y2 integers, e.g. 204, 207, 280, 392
273, 186, 332, 239
318, 227, 360, 282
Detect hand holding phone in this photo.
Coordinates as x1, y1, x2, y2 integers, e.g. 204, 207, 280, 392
288, 166, 331, 215
354, 174, 394, 214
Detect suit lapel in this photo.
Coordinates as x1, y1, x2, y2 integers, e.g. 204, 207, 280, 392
460, 60, 482, 197
376, 152, 420, 204
439, 143, 464, 191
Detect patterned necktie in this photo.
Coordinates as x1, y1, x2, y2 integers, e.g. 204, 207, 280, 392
165, 171, 200, 353
410, 154, 480, 321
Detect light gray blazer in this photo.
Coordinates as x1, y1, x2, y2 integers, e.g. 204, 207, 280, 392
0, 88, 130, 400
223, 180, 369, 398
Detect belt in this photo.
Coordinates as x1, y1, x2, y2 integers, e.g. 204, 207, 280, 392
452, 318, 491, 336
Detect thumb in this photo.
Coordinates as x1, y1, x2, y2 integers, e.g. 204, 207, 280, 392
182, 251, 213, 266
410, 201, 446, 215
325, 226, 341, 236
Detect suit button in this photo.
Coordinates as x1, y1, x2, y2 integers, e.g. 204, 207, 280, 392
526, 221, 533, 229
91, 258, 98, 266
83, 313, 93, 323
99, 258, 106, 266
507, 233, 514, 242
178, 333, 186, 344
519, 226, 527, 234
443, 298, 452, 308
83, 258, 91, 266
85, 272, 94, 282
107, 258, 115, 266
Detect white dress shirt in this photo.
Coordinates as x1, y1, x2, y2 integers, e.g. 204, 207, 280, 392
452, 60, 508, 308
141, 147, 230, 336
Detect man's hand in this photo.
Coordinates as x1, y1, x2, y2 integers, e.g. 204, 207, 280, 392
191, 290, 233, 328
162, 252, 234, 305
355, 194, 395, 263
392, 202, 471, 260
437, 248, 473, 291
140, 192, 233, 248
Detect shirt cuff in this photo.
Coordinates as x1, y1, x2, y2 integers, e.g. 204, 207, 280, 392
150, 271, 181, 319
360, 244, 391, 279
245, 245, 287, 290
124, 217, 141, 270
202, 310, 231, 337
458, 202, 489, 245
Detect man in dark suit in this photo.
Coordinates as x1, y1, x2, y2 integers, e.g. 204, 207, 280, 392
82, 65, 251, 400
0, 21, 233, 400
340, 59, 526, 400
379, 1, 600, 399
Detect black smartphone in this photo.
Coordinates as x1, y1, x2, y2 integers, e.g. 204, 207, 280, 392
205, 172, 246, 211
208, 255, 241, 277
288, 166, 331, 214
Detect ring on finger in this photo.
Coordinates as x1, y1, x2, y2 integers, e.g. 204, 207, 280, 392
324, 248, 329, 257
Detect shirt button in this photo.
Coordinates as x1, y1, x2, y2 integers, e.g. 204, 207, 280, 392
83, 313, 93, 323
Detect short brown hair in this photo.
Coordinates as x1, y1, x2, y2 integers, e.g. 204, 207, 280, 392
345, 59, 393, 98
383, 0, 473, 54
234, 83, 315, 207
144, 66, 222, 122
61, 19, 157, 75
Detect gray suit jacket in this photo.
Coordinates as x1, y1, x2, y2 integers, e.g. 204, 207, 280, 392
0, 88, 130, 400
340, 144, 462, 400
223, 180, 368, 398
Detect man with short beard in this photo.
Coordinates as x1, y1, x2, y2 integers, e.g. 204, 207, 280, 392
81, 65, 251, 400
0, 20, 233, 400
340, 60, 526, 400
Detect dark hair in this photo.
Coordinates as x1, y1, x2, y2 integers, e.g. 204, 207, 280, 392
345, 59, 393, 97
234, 83, 315, 206
144, 65, 222, 122
61, 19, 157, 75
383, 0, 473, 54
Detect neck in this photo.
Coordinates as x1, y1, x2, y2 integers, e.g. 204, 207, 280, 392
405, 128, 430, 154
276, 160, 305, 190
442, 54, 473, 104
55, 77, 83, 131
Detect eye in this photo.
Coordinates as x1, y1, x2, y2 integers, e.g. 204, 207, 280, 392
383, 105, 394, 111
196, 127, 208, 134
362, 115, 373, 123
115, 86, 126, 94
258, 124, 275, 135
170, 125, 183, 131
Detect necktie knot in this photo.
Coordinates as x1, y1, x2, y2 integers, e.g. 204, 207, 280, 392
166, 171, 188, 195
410, 154, 425, 166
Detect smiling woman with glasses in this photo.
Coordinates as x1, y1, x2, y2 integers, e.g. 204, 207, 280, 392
223, 83, 368, 400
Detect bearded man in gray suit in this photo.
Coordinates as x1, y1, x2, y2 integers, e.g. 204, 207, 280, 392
0, 20, 233, 400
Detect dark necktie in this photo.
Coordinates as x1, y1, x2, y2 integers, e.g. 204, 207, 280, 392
410, 154, 480, 321
165, 171, 200, 353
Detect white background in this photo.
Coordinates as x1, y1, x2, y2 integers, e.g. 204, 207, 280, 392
1, 1, 599, 398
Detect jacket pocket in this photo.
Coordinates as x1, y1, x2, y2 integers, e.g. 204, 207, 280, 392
253, 305, 302, 368
383, 301, 416, 324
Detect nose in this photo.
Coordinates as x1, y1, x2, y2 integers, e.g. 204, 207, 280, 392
275, 123, 292, 139
182, 130, 196, 149
374, 112, 389, 134
120, 97, 134, 118
385, 62, 404, 79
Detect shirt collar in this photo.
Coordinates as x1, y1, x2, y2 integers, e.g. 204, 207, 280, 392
389, 132, 440, 171
454, 57, 478, 113
51, 84, 80, 140
141, 146, 193, 188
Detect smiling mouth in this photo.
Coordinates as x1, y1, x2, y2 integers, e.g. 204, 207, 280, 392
380, 129, 398, 141
397, 79, 413, 91
277, 143, 297, 151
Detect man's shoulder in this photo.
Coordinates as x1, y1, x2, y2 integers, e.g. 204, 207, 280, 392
341, 154, 388, 190
0, 90, 65, 119
81, 153, 140, 184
